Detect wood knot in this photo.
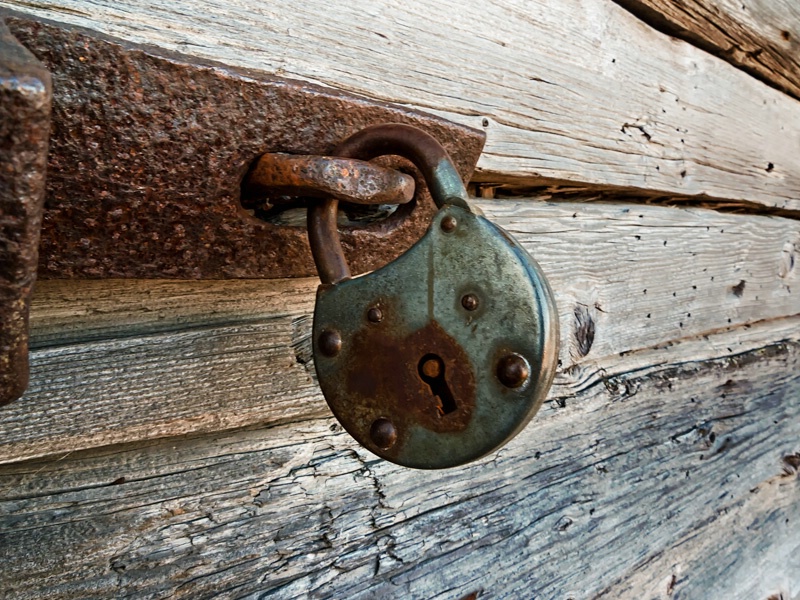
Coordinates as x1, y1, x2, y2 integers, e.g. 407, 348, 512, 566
730, 280, 746, 297
573, 304, 595, 357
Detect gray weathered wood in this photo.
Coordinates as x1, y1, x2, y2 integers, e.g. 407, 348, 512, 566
596, 457, 800, 599
478, 200, 800, 369
2, 1, 799, 210
7, 279, 320, 463
1, 341, 798, 599
1, 200, 797, 464
612, 0, 800, 101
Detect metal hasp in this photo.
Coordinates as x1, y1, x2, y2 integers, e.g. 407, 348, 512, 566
312, 125, 559, 469
0, 21, 51, 405
244, 153, 415, 206
3, 13, 484, 279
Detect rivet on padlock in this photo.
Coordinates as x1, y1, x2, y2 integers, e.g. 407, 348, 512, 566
309, 124, 559, 469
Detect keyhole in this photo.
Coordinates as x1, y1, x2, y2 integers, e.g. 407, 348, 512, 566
418, 354, 457, 415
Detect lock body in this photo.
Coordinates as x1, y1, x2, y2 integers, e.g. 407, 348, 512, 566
313, 204, 559, 469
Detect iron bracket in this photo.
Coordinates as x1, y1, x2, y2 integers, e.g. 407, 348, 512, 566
0, 21, 51, 405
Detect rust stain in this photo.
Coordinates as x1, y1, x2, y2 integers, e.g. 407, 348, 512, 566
338, 312, 476, 459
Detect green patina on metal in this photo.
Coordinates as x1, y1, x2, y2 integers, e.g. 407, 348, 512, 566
313, 205, 559, 468
430, 157, 470, 210
309, 124, 558, 469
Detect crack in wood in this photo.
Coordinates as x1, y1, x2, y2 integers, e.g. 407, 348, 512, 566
469, 183, 800, 220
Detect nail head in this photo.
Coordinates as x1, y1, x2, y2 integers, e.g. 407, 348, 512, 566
461, 293, 479, 311
370, 418, 397, 449
441, 215, 457, 232
497, 353, 530, 388
318, 329, 342, 357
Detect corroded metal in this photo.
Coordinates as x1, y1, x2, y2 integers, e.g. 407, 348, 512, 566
0, 21, 51, 405
243, 153, 415, 205
313, 204, 560, 469
308, 123, 471, 284
312, 126, 559, 469
496, 353, 530, 388
3, 13, 485, 279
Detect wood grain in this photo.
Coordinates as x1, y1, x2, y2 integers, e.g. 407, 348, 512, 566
596, 461, 800, 599
1, 1, 799, 210
612, 0, 800, 101
477, 200, 800, 373
7, 279, 322, 463
1, 342, 798, 599
1, 200, 797, 464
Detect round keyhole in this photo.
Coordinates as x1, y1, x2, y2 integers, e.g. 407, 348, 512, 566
418, 354, 457, 415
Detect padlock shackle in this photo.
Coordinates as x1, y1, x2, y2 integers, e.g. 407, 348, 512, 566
308, 124, 471, 285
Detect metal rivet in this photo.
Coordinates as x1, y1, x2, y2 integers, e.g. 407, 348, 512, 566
440, 215, 457, 232
496, 353, 530, 388
318, 329, 342, 357
367, 306, 383, 323
461, 293, 479, 311
370, 418, 397, 449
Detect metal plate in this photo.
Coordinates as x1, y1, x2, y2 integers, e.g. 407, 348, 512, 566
0, 21, 51, 404
313, 205, 559, 469
3, 12, 485, 279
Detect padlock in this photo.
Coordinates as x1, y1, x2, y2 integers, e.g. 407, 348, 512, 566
309, 124, 559, 469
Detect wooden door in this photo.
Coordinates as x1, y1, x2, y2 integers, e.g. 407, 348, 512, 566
1, 1, 798, 598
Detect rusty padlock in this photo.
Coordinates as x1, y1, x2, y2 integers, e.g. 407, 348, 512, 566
310, 124, 559, 469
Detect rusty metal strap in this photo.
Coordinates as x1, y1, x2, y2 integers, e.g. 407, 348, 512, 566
4, 12, 485, 280
243, 153, 415, 205
0, 21, 51, 405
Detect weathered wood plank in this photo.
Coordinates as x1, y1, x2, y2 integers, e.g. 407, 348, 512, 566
1, 342, 798, 599
1, 200, 797, 463
28, 278, 318, 348
1, 1, 799, 210
8, 279, 321, 464
612, 0, 800, 101
596, 458, 800, 599
478, 200, 800, 372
